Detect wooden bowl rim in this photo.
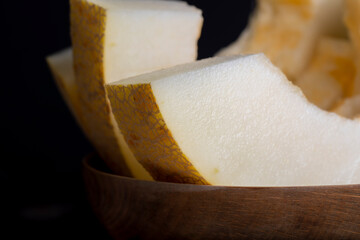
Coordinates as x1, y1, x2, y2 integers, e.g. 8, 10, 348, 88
83, 153, 360, 190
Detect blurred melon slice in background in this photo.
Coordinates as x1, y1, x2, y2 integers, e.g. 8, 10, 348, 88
345, 0, 360, 95
333, 95, 360, 119
47, 48, 152, 180
106, 54, 360, 187
295, 37, 356, 110
68, 0, 203, 177
217, 0, 346, 81
47, 48, 84, 128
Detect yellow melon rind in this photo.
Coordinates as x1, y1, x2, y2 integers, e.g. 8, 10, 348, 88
107, 83, 209, 185
70, 0, 131, 176
46, 48, 86, 132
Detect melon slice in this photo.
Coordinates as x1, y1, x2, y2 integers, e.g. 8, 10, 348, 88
70, 0, 203, 176
47, 48, 152, 180
107, 54, 360, 187
333, 95, 360, 119
345, 0, 360, 95
296, 37, 356, 110
217, 0, 346, 80
46, 48, 84, 128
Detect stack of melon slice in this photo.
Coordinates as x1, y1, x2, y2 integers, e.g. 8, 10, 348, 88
48, 0, 203, 180
48, 0, 360, 186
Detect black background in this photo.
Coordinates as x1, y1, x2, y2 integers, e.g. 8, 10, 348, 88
3, 1, 254, 238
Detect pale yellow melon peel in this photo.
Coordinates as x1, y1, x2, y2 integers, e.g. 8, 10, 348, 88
107, 84, 209, 184
47, 47, 152, 180
46, 48, 85, 129
70, 0, 133, 176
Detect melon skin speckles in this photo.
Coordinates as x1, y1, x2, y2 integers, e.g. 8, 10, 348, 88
107, 84, 209, 184
70, 0, 203, 177
47, 47, 152, 180
71, 0, 131, 176
107, 54, 360, 187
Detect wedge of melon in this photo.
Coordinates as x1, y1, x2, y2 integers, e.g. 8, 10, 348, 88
333, 95, 360, 119
47, 48, 84, 128
217, 0, 346, 80
107, 54, 360, 187
47, 48, 152, 180
296, 37, 356, 110
345, 0, 360, 95
70, 0, 203, 176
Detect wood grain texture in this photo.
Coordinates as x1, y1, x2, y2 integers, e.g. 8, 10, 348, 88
83, 154, 360, 240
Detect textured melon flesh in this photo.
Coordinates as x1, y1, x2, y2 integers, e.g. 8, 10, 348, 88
217, 0, 345, 80
47, 48, 151, 180
296, 37, 356, 110
333, 95, 360, 119
345, 0, 360, 95
70, 0, 202, 176
108, 54, 360, 187
92, 0, 203, 83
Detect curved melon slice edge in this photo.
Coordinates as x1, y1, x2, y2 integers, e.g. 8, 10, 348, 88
107, 54, 360, 187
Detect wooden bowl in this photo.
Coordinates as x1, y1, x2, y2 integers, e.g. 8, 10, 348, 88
83, 153, 360, 240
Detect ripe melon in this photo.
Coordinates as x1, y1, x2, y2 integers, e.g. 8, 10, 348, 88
70, 0, 203, 177
47, 48, 83, 128
107, 54, 360, 187
47, 48, 152, 180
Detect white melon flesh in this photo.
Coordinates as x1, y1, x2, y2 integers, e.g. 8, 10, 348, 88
296, 37, 356, 110
81, 0, 203, 83
107, 54, 360, 187
217, 0, 346, 80
70, 0, 202, 176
